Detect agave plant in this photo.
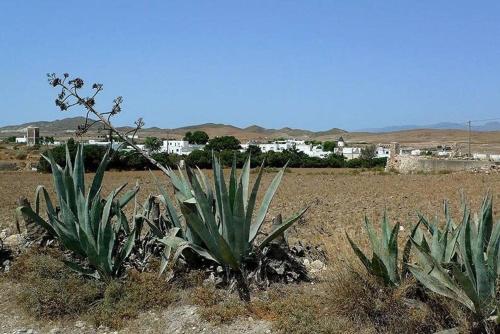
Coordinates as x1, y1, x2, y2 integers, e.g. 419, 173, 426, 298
153, 154, 307, 301
413, 200, 461, 265
346, 213, 403, 286
17, 145, 138, 281
130, 193, 186, 274
409, 195, 500, 331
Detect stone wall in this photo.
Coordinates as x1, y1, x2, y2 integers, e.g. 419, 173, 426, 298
386, 155, 496, 174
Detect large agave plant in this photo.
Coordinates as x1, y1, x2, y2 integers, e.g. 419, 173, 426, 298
153, 154, 307, 301
346, 213, 403, 286
409, 195, 500, 330
17, 145, 138, 281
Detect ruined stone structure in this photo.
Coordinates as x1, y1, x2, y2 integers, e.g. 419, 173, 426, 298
385, 142, 495, 174
26, 126, 40, 146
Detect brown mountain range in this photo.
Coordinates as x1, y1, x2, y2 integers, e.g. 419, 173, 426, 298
2, 117, 500, 153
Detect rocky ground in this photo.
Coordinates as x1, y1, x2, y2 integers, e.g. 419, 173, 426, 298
0, 300, 272, 334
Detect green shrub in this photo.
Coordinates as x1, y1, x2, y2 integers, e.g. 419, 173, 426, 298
205, 136, 241, 151
37, 139, 109, 172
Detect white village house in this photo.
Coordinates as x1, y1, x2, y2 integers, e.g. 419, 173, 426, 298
241, 139, 329, 158
160, 140, 205, 155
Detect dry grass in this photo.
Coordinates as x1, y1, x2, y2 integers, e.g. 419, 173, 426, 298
7, 248, 103, 319
6, 248, 178, 329
192, 264, 470, 333
88, 270, 179, 328
192, 285, 250, 325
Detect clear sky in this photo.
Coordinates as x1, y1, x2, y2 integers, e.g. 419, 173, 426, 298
1, 1, 499, 131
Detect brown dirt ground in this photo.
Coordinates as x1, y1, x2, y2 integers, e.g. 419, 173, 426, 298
2, 168, 499, 255
1, 168, 499, 332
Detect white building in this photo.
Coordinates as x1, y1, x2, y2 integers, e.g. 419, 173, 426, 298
489, 154, 500, 162
410, 149, 422, 156
161, 140, 188, 154
258, 141, 291, 153
296, 143, 329, 158
437, 151, 451, 157
376, 146, 390, 158
15, 136, 27, 144
337, 136, 345, 148
87, 139, 122, 150
242, 139, 329, 158
161, 140, 205, 155
340, 147, 361, 160
473, 153, 488, 160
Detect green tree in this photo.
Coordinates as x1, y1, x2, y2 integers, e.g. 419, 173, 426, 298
360, 144, 376, 160
186, 149, 211, 168
204, 136, 241, 152
4, 136, 16, 143
184, 131, 209, 144
246, 144, 262, 155
322, 141, 337, 152
144, 137, 163, 153
183, 131, 192, 142
38, 139, 107, 173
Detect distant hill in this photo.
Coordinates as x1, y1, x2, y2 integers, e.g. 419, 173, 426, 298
0, 117, 91, 133
4, 117, 500, 153
0, 117, 346, 141
358, 121, 500, 132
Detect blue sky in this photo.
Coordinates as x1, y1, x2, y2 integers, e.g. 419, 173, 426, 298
1, 1, 499, 131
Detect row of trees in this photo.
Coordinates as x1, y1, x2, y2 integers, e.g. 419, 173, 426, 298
38, 138, 386, 172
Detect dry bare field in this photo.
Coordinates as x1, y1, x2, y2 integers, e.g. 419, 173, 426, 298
1, 168, 500, 333
2, 168, 500, 254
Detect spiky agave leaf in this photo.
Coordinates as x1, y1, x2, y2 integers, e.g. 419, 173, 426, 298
17, 144, 137, 280
346, 213, 404, 286
409, 194, 500, 320
416, 200, 461, 264
154, 153, 307, 276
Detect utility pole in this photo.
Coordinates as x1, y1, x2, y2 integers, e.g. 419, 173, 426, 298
467, 120, 471, 158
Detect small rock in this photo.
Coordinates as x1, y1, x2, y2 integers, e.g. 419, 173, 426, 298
0, 228, 9, 240
291, 244, 305, 257
3, 234, 24, 248
75, 320, 85, 328
203, 272, 216, 286
310, 259, 325, 271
